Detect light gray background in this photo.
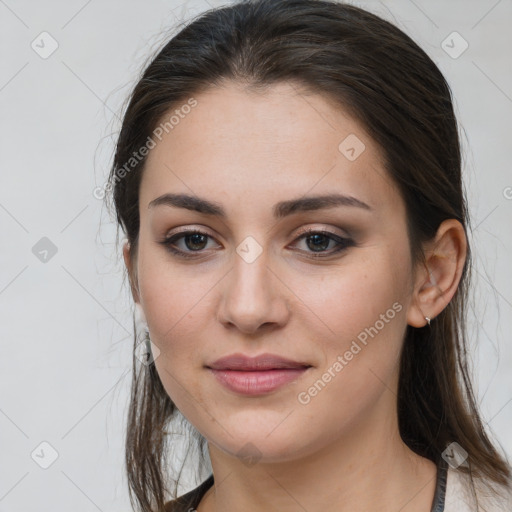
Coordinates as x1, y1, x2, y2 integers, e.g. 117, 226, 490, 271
1, 0, 511, 510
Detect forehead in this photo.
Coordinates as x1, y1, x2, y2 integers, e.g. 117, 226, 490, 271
139, 81, 402, 220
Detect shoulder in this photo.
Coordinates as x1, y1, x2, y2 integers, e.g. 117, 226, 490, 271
444, 465, 512, 512
164, 474, 214, 512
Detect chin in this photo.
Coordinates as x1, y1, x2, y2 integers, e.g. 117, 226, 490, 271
207, 426, 317, 465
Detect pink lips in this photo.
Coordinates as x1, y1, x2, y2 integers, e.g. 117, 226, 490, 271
206, 353, 311, 395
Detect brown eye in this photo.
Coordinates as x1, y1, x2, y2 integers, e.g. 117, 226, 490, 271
160, 230, 219, 258
292, 230, 354, 257
159, 228, 355, 260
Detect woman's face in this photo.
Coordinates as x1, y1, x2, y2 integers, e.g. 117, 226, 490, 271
130, 81, 420, 463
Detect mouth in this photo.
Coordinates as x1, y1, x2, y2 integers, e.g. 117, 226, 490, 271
206, 353, 312, 395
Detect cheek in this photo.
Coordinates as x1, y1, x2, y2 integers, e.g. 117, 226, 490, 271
134, 246, 224, 411
293, 249, 409, 395
137, 244, 215, 339
295, 271, 407, 436
290, 248, 409, 345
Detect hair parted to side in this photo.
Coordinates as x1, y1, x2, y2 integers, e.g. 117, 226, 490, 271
105, 0, 511, 510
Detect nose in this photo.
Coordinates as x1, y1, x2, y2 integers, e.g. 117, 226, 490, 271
216, 250, 291, 335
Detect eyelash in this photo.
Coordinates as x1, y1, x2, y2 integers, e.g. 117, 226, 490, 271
159, 228, 355, 260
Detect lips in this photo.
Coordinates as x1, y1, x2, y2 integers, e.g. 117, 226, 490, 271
206, 352, 311, 371
206, 353, 312, 395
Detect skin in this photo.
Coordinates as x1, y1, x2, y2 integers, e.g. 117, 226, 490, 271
123, 81, 467, 511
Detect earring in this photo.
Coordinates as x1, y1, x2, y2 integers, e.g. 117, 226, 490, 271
425, 316, 431, 326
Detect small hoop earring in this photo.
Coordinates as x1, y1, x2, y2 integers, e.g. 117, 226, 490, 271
425, 316, 431, 326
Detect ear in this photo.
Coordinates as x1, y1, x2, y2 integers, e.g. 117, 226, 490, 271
407, 219, 467, 328
123, 240, 140, 304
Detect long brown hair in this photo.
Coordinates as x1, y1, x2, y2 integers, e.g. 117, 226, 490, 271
105, 1, 511, 510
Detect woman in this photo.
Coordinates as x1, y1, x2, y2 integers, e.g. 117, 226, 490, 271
106, 0, 512, 510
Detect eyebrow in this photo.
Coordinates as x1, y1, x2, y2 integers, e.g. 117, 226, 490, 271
148, 192, 373, 218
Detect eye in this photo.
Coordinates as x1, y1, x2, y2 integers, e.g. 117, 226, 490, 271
159, 227, 355, 259
290, 229, 354, 257
160, 229, 219, 258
